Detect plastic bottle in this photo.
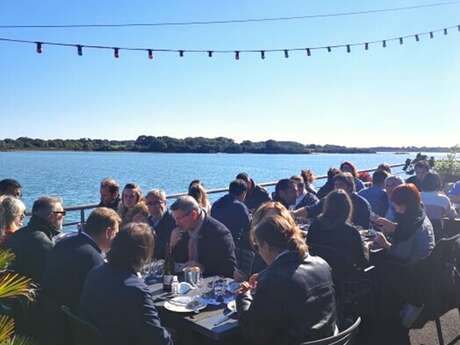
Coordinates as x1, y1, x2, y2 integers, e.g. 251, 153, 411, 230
171, 276, 180, 295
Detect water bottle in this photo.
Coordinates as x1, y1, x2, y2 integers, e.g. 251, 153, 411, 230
171, 276, 180, 295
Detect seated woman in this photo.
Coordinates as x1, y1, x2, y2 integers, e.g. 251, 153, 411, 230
236, 213, 337, 345
340, 161, 365, 192
0, 196, 26, 244
188, 181, 211, 213
118, 183, 143, 225
124, 202, 150, 224
420, 172, 457, 220
79, 223, 172, 345
373, 183, 435, 264
307, 189, 368, 277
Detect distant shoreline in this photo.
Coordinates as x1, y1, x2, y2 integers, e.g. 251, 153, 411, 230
0, 136, 453, 154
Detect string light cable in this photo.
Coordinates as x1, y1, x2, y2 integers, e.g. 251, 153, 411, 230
0, 23, 459, 59
0, 1, 459, 28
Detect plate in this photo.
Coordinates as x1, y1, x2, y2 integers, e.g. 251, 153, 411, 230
227, 300, 236, 312
164, 296, 207, 313
227, 281, 241, 294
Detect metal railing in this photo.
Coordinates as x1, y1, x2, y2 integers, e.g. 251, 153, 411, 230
57, 163, 406, 228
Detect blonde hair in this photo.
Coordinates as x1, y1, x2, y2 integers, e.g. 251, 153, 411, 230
123, 202, 149, 225
0, 196, 26, 235
188, 182, 210, 211
119, 183, 143, 222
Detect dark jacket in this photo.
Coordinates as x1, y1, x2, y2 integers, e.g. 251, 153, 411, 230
358, 186, 389, 217
98, 197, 121, 211
317, 181, 335, 199
42, 232, 104, 310
244, 184, 271, 211
171, 213, 237, 277
149, 210, 176, 260
5, 216, 60, 283
211, 194, 251, 242
406, 175, 423, 192
307, 219, 368, 273
80, 263, 171, 345
39, 233, 104, 345
236, 251, 337, 345
306, 193, 370, 229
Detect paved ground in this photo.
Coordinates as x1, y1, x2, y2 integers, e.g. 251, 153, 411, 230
410, 309, 460, 345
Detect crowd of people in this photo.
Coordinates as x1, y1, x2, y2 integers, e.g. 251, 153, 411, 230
0, 160, 459, 345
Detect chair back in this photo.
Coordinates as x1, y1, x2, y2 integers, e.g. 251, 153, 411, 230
61, 305, 104, 345
300, 317, 361, 345
236, 248, 255, 275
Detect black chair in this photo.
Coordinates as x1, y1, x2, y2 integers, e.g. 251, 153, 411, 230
236, 248, 255, 276
300, 317, 361, 345
61, 305, 104, 345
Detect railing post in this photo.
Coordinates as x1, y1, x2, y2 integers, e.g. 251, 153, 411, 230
80, 209, 85, 227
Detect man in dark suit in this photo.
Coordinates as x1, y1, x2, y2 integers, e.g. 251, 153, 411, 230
98, 178, 121, 210
211, 179, 251, 243
40, 207, 121, 345
170, 196, 237, 277
6, 196, 65, 283
236, 172, 271, 212
80, 223, 171, 345
145, 189, 176, 259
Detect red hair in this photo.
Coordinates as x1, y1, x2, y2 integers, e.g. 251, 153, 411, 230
391, 183, 420, 207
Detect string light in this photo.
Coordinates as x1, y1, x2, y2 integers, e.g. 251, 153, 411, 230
1, 23, 458, 61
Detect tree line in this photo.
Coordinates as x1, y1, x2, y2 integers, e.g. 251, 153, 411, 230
0, 136, 377, 154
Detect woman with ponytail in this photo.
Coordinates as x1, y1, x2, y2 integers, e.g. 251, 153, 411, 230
236, 211, 337, 345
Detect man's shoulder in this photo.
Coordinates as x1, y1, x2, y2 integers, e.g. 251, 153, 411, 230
54, 233, 100, 257
254, 185, 269, 196
203, 215, 232, 236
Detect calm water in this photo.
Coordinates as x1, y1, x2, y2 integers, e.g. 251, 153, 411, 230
0, 151, 446, 226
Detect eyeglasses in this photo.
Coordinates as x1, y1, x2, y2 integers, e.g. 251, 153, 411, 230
52, 210, 66, 216
174, 210, 192, 222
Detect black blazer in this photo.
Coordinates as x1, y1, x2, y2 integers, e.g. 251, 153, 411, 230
80, 263, 171, 345
41, 232, 104, 310
171, 214, 237, 277
150, 210, 176, 260
211, 193, 251, 242
236, 251, 337, 345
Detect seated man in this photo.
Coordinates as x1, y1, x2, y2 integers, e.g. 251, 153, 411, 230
406, 160, 430, 192
0, 178, 22, 198
211, 179, 251, 243
359, 170, 390, 217
99, 178, 121, 210
272, 179, 298, 210
291, 175, 319, 209
145, 189, 176, 259
236, 172, 271, 212
170, 196, 236, 277
40, 207, 121, 345
80, 223, 172, 345
5, 196, 64, 283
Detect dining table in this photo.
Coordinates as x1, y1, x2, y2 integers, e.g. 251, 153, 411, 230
148, 276, 241, 342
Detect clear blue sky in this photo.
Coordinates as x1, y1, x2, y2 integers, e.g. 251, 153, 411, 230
1, 0, 459, 147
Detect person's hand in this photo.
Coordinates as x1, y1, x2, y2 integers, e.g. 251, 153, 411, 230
233, 269, 248, 283
238, 273, 258, 294
373, 217, 397, 234
169, 227, 183, 249
372, 231, 391, 250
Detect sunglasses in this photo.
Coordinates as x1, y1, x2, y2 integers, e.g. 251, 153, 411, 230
52, 210, 66, 216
